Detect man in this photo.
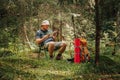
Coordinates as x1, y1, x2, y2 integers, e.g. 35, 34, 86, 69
36, 20, 67, 60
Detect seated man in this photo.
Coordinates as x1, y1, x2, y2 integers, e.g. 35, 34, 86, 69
35, 20, 67, 60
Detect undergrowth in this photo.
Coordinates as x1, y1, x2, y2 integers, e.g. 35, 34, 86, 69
0, 46, 120, 80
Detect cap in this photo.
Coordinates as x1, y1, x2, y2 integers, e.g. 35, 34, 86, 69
41, 20, 50, 25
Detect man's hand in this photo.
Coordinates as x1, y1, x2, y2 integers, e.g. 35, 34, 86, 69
43, 31, 58, 40
53, 31, 58, 36
36, 34, 50, 44
43, 34, 50, 40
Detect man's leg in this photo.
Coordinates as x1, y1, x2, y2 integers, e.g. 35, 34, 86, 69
56, 42, 67, 60
46, 41, 67, 60
47, 42, 55, 58
58, 43, 67, 54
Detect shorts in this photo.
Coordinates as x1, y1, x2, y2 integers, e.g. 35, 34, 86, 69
44, 41, 63, 50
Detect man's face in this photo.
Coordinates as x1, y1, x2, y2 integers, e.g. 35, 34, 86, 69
42, 25, 49, 30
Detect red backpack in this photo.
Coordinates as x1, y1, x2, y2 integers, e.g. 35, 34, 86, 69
74, 38, 81, 63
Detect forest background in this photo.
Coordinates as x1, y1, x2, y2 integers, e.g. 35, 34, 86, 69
0, 0, 120, 80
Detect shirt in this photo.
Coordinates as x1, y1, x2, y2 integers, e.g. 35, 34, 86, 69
36, 29, 54, 45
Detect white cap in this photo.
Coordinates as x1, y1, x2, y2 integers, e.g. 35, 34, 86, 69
41, 20, 50, 25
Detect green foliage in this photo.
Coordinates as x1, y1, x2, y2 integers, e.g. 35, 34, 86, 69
0, 63, 37, 80
102, 20, 115, 32
0, 0, 120, 79
0, 50, 13, 57
99, 0, 120, 19
57, 0, 89, 5
0, 45, 120, 80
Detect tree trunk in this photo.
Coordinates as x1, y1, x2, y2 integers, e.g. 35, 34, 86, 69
95, 0, 101, 65
59, 20, 62, 41
72, 15, 76, 38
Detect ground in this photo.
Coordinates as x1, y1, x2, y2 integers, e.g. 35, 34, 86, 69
0, 50, 120, 80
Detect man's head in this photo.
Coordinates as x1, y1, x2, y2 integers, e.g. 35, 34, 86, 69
41, 20, 50, 30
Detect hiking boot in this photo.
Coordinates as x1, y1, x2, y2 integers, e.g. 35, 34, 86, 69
56, 54, 62, 60
67, 58, 74, 62
50, 55, 54, 60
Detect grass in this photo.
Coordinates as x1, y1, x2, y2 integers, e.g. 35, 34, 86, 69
0, 47, 120, 80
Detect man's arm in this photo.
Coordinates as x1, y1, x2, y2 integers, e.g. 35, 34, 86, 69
36, 34, 50, 44
36, 30, 51, 44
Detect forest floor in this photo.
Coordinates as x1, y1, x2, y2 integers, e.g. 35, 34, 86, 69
0, 49, 120, 80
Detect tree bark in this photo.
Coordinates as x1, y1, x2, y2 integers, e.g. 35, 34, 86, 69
95, 0, 101, 65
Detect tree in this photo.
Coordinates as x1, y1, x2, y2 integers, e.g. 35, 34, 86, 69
95, 0, 100, 65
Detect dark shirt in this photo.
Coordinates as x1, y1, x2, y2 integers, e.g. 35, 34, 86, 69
36, 29, 54, 46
